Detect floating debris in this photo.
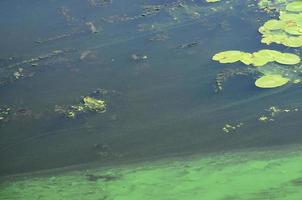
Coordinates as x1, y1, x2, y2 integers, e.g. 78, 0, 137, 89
13, 68, 24, 79
55, 89, 108, 119
35, 31, 85, 44
206, 0, 222, 3
88, 0, 112, 7
131, 54, 148, 61
222, 122, 244, 133
86, 22, 99, 34
258, 106, 299, 122
58, 6, 78, 26
0, 49, 75, 87
214, 68, 251, 92
149, 32, 169, 42
176, 41, 200, 49
141, 5, 163, 17
0, 106, 11, 124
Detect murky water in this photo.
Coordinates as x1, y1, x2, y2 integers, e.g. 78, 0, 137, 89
1, 0, 302, 185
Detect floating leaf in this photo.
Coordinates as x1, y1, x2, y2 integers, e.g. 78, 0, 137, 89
212, 49, 300, 66
212, 50, 242, 63
255, 75, 289, 88
262, 19, 284, 30
275, 52, 301, 65
286, 1, 302, 12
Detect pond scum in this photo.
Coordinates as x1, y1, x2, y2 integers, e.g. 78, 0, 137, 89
1, 145, 302, 200
2, 0, 302, 199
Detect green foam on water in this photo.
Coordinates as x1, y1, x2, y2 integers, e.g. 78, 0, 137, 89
1, 146, 302, 200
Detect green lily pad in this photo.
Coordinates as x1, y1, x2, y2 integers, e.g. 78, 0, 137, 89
251, 52, 270, 67
213, 49, 300, 66
283, 35, 302, 47
275, 53, 301, 65
286, 1, 302, 12
240, 53, 253, 65
262, 19, 284, 30
212, 50, 243, 63
255, 75, 289, 88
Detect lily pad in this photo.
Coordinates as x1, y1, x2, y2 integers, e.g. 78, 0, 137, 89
262, 19, 284, 30
275, 53, 301, 65
212, 50, 243, 63
255, 75, 289, 88
286, 1, 302, 12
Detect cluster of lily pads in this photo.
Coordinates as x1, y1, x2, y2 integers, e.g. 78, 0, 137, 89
212, 0, 302, 89
259, 1, 302, 47
212, 49, 300, 66
212, 49, 300, 88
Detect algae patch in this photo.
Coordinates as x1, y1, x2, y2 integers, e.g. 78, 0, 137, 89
55, 89, 107, 119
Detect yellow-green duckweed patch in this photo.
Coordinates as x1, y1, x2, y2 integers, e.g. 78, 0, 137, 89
1, 146, 302, 200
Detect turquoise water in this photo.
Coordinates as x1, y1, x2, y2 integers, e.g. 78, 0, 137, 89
0, 0, 302, 186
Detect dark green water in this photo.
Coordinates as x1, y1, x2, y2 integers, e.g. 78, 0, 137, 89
1, 0, 302, 177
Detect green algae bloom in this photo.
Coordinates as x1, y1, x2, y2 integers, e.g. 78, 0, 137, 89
255, 74, 289, 88
2, 146, 302, 200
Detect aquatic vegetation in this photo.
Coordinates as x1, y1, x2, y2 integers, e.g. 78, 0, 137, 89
83, 96, 106, 112
255, 74, 289, 88
55, 90, 107, 119
206, 0, 222, 3
131, 54, 148, 61
222, 122, 244, 133
258, 0, 302, 47
214, 68, 251, 92
3, 146, 302, 199
88, 0, 112, 7
286, 1, 302, 12
0, 49, 74, 87
176, 41, 200, 49
212, 1, 302, 90
0, 106, 11, 124
212, 49, 300, 66
86, 22, 99, 34
258, 106, 299, 122
258, 0, 293, 12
